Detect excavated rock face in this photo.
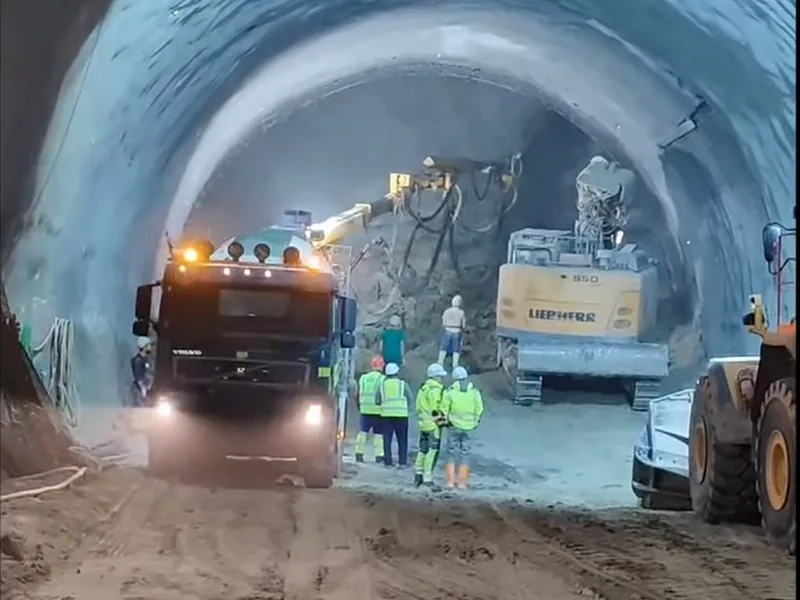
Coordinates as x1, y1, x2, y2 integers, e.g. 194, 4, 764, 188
349, 183, 514, 382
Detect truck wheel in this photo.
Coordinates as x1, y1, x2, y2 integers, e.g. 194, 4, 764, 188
754, 378, 796, 555
302, 452, 335, 489
689, 376, 758, 524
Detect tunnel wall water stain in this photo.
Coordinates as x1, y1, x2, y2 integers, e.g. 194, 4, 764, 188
0, 0, 794, 409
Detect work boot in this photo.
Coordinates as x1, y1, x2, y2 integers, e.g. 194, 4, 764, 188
437, 350, 447, 366
444, 463, 456, 489
414, 473, 424, 487
452, 352, 460, 368
355, 453, 364, 463
375, 456, 384, 464
457, 465, 469, 490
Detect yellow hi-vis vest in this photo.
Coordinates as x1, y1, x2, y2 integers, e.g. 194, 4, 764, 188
416, 379, 444, 433
380, 377, 409, 418
358, 371, 383, 415
445, 382, 483, 431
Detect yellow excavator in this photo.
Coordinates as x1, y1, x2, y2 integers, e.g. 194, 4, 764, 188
688, 207, 796, 555
495, 157, 668, 410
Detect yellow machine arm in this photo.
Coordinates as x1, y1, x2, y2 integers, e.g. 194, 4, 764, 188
305, 155, 520, 250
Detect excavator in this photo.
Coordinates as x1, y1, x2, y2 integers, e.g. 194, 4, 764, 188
688, 207, 796, 554
494, 157, 668, 410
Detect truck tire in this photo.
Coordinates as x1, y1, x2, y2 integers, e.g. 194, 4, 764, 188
302, 451, 335, 489
754, 377, 796, 555
689, 377, 758, 524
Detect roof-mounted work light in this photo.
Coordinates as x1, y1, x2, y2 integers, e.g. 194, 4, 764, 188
254, 243, 271, 263
282, 246, 301, 267
227, 241, 245, 261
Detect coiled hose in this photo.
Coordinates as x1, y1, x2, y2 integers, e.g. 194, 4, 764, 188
31, 318, 79, 428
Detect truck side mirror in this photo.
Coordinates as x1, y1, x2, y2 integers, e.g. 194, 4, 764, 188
132, 319, 150, 337
135, 285, 153, 321
761, 223, 787, 264
339, 296, 357, 348
340, 331, 356, 349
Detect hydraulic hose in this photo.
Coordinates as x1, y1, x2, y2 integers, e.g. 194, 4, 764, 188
31, 318, 79, 427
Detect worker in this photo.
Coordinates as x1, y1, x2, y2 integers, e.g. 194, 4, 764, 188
128, 336, 153, 408
414, 363, 448, 487
354, 356, 386, 464
438, 295, 466, 368
375, 362, 414, 468
441, 366, 484, 490
380, 314, 406, 367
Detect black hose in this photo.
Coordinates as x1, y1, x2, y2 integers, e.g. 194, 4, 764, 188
470, 170, 492, 202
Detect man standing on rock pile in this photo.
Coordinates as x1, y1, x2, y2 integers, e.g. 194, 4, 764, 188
414, 363, 448, 487
439, 295, 466, 369
354, 356, 386, 464
375, 362, 414, 468
441, 366, 484, 490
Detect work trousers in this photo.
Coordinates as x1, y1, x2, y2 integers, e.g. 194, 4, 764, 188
382, 416, 409, 466
445, 428, 473, 467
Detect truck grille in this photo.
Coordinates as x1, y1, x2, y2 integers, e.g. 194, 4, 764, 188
173, 358, 309, 386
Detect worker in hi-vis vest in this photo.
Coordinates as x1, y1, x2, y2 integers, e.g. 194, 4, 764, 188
441, 366, 484, 490
375, 362, 414, 467
354, 356, 386, 463
414, 363, 448, 487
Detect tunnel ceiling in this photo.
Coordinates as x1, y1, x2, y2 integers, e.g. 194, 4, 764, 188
1, 0, 794, 405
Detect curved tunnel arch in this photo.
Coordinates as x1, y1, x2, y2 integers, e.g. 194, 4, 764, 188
1, 0, 795, 407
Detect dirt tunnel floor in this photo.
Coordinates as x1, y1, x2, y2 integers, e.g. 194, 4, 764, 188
1, 468, 795, 600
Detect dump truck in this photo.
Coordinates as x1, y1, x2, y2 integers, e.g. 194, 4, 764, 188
495, 156, 668, 410
688, 208, 796, 554
132, 211, 359, 487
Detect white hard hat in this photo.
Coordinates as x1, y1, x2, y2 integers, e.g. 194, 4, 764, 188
452, 366, 468, 381
385, 362, 400, 376
136, 336, 152, 350
427, 363, 447, 378
451, 295, 463, 308
389, 314, 402, 327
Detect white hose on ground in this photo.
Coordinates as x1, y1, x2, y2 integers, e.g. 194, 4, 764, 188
0, 467, 88, 502
31, 318, 80, 428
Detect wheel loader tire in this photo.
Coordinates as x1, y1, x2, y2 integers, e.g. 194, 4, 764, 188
689, 377, 759, 524
754, 377, 796, 555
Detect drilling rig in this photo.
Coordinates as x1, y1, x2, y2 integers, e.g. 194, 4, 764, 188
495, 156, 668, 410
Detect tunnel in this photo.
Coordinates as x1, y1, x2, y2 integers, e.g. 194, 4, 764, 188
0, 1, 795, 446
0, 1, 797, 595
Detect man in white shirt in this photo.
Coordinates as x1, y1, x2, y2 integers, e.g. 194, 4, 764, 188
438, 295, 466, 369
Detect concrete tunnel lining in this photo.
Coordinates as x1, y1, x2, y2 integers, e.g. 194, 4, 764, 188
1, 0, 795, 414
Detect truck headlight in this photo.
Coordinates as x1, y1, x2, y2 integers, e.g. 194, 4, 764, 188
155, 399, 173, 417
304, 403, 323, 426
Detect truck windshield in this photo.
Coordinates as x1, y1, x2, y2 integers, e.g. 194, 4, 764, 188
161, 284, 332, 339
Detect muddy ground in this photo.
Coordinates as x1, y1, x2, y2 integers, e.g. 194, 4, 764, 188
1, 466, 795, 600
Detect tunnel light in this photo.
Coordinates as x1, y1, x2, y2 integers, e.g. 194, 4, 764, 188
182, 247, 199, 262
614, 230, 625, 247
223, 267, 231, 276
304, 404, 323, 426
243, 268, 251, 276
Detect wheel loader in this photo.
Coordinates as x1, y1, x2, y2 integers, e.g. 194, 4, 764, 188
688, 209, 796, 554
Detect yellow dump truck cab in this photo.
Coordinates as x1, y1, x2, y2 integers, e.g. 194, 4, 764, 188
495, 228, 669, 410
